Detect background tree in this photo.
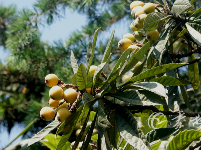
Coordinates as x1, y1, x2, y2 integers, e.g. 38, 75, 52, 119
1, 0, 201, 150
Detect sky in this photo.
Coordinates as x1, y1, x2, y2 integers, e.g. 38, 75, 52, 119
0, 0, 131, 148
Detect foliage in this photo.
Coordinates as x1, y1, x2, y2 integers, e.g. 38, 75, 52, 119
1, 0, 201, 150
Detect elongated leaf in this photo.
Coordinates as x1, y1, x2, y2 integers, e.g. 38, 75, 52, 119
172, 0, 192, 17
96, 105, 112, 132
28, 120, 60, 146
167, 86, 180, 110
149, 76, 191, 86
146, 128, 177, 143
82, 92, 96, 104
5, 118, 38, 148
98, 131, 112, 150
101, 28, 115, 63
56, 109, 83, 150
115, 106, 151, 150
81, 111, 97, 150
105, 90, 166, 105
133, 60, 146, 76
70, 50, 78, 74
180, 85, 193, 110
72, 110, 90, 150
86, 72, 93, 88
166, 130, 201, 150
77, 63, 87, 90
71, 73, 77, 85
86, 27, 101, 70
186, 23, 201, 46
121, 42, 150, 75
121, 63, 186, 87
144, 12, 170, 31
131, 82, 166, 98
151, 141, 161, 150
188, 53, 199, 89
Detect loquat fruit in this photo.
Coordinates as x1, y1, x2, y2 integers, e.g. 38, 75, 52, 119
49, 86, 64, 100
143, 3, 155, 14
146, 30, 159, 43
40, 107, 55, 121
123, 33, 135, 43
130, 1, 144, 10
89, 65, 97, 74
56, 108, 71, 123
45, 74, 59, 87
49, 98, 60, 108
118, 38, 133, 51
63, 88, 78, 103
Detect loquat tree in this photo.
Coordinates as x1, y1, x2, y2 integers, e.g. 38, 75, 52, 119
2, 0, 201, 150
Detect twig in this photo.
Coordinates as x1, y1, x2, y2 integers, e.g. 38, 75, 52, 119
69, 91, 82, 112
101, 71, 107, 80
170, 48, 201, 59
57, 79, 77, 89
189, 141, 201, 150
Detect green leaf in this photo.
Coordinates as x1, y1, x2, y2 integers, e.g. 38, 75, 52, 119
115, 105, 151, 150
144, 12, 170, 31
154, 0, 164, 5
41, 134, 71, 150
121, 42, 150, 76
72, 110, 90, 150
28, 120, 60, 146
132, 60, 146, 76
131, 82, 166, 98
77, 63, 87, 90
86, 27, 101, 70
121, 63, 186, 87
96, 105, 112, 132
105, 90, 166, 106
71, 73, 77, 85
70, 50, 78, 74
91, 134, 98, 141
81, 111, 97, 150
101, 27, 115, 63
167, 86, 180, 110
172, 0, 192, 17
5, 118, 38, 148
146, 128, 177, 143
180, 85, 193, 110
166, 130, 201, 150
56, 108, 83, 150
151, 141, 161, 150
149, 76, 191, 86
86, 72, 93, 88
188, 53, 199, 89
186, 23, 201, 46
98, 131, 112, 150
141, 117, 154, 135
89, 111, 96, 121
82, 92, 96, 104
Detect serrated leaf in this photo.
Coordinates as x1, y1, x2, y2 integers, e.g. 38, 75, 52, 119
151, 141, 161, 150
115, 106, 151, 150
71, 73, 77, 85
28, 120, 60, 146
70, 50, 78, 74
186, 23, 201, 46
166, 130, 201, 150
188, 53, 199, 89
144, 12, 170, 31
149, 76, 191, 86
81, 112, 97, 150
101, 28, 115, 63
146, 128, 177, 143
86, 27, 101, 70
96, 105, 112, 132
172, 0, 192, 17
180, 85, 193, 110
105, 90, 166, 106
86, 72, 93, 88
121, 42, 150, 75
77, 63, 87, 90
121, 63, 186, 87
82, 92, 96, 104
131, 82, 166, 98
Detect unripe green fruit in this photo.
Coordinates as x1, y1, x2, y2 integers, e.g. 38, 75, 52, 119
118, 38, 133, 51
146, 30, 159, 42
133, 20, 143, 29
56, 108, 71, 122
49, 98, 60, 108
131, 6, 142, 17
45, 74, 59, 87
89, 65, 97, 74
40, 107, 55, 121
123, 33, 135, 43
57, 101, 68, 111
63, 88, 78, 103
130, 23, 138, 31
138, 14, 147, 24
49, 86, 64, 100
122, 74, 132, 83
143, 3, 155, 14
134, 31, 143, 40
135, 7, 146, 18
128, 45, 140, 53
130, 1, 144, 10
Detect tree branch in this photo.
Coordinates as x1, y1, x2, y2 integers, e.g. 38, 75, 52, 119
170, 47, 201, 59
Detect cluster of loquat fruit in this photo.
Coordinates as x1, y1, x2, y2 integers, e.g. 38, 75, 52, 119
39, 65, 98, 123
118, 1, 160, 52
